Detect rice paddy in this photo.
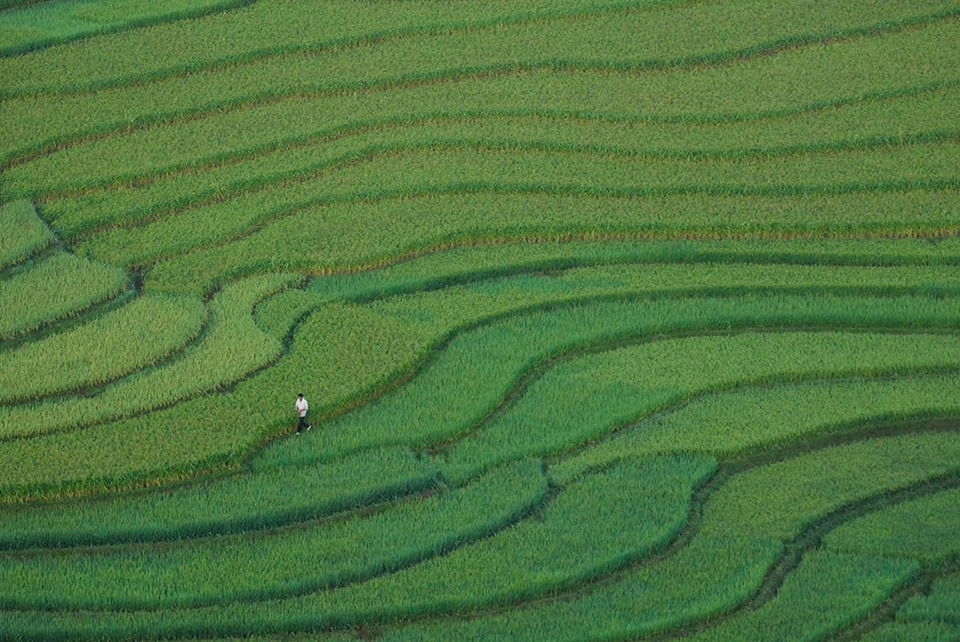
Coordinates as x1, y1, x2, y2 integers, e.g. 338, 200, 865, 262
1, 1, 958, 639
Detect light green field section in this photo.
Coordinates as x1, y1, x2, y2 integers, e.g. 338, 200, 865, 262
675, 551, 918, 642
0, 1, 957, 300
2, 1, 957, 162
0, 457, 716, 637
0, 250, 128, 338
4, 267, 959, 500
0, 293, 204, 403
0, 199, 52, 268
553, 372, 960, 483
0, 272, 294, 441
0, 0, 669, 93
699, 432, 960, 541
0, 0, 253, 56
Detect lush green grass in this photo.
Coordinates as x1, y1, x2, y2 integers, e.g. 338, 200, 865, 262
0, 0, 663, 94
10, 286, 957, 501
441, 333, 960, 482
677, 551, 919, 642
3, 1, 957, 163
381, 534, 782, 642
0, 457, 714, 637
14, 85, 960, 233
860, 621, 960, 642
60, 139, 960, 271
19, 84, 955, 259
252, 293, 960, 470
554, 372, 960, 483
6, 257, 958, 501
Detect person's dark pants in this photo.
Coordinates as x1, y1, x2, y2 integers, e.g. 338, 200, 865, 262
297, 415, 309, 433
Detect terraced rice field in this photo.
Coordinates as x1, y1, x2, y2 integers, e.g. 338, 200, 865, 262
1, 1, 959, 639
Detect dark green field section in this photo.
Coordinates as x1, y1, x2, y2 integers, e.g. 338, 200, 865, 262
1, 0, 959, 639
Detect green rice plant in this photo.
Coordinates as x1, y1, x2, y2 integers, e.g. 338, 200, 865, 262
444, 336, 960, 483
824, 487, 960, 563
266, 456, 712, 623
64, 137, 960, 272
6, 285, 960, 501
0, 458, 550, 610
0, 293, 204, 403
0, 290, 430, 499
0, 0, 660, 94
2, 1, 960, 637
13, 62, 960, 207
0, 298, 432, 500
0, 0, 254, 57
304, 236, 960, 303
381, 435, 958, 641
3, 0, 957, 165
0, 250, 128, 338
0, 397, 253, 501
241, 301, 439, 428
0, 446, 438, 550
0, 199, 52, 268
252, 292, 960, 471
0, 1, 42, 10
21, 116, 955, 213
675, 551, 918, 642
700, 431, 960, 541
260, 270, 891, 456
24, 81, 960, 250
897, 572, 960, 625
376, 534, 781, 642
0, 456, 738, 639
251, 288, 327, 341
140, 186, 960, 296
15, 95, 960, 253
859, 621, 960, 642
10, 0, 944, 97
0, 272, 294, 441
554, 373, 960, 483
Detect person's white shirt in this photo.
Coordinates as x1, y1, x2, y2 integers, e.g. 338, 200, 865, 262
296, 397, 308, 416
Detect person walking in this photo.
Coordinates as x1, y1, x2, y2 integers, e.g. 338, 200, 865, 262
295, 393, 311, 434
